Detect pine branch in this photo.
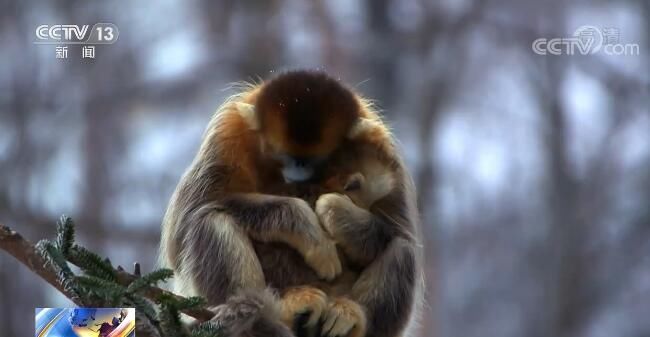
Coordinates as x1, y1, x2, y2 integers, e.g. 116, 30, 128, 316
127, 268, 175, 293
54, 215, 75, 255
69, 244, 118, 281
0, 223, 215, 322
0, 225, 85, 306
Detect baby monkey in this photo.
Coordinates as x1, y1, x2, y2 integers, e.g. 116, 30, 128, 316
258, 139, 400, 337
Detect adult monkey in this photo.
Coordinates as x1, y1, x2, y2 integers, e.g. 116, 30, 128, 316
160, 70, 424, 337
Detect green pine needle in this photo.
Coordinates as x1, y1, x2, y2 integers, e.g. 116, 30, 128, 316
127, 268, 174, 294
125, 294, 159, 322
175, 296, 206, 311
159, 303, 189, 337
76, 275, 126, 303
36, 240, 74, 279
69, 245, 117, 281
55, 215, 75, 256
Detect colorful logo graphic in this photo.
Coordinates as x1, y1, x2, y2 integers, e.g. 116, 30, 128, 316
35, 308, 135, 337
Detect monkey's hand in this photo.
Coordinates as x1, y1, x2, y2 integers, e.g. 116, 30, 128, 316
321, 297, 367, 337
316, 192, 389, 266
280, 286, 328, 331
302, 237, 342, 281
291, 198, 342, 281
315, 193, 358, 243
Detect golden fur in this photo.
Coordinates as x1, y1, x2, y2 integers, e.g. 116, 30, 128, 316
160, 70, 424, 337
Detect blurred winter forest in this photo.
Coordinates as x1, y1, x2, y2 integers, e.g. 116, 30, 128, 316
0, 0, 648, 336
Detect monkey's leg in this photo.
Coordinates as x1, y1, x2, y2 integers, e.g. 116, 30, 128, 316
349, 238, 419, 337
173, 210, 266, 304
173, 210, 296, 337
248, 315, 295, 337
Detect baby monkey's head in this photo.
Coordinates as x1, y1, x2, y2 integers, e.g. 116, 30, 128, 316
324, 172, 375, 209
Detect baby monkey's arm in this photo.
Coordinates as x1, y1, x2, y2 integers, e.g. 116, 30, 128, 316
316, 173, 403, 266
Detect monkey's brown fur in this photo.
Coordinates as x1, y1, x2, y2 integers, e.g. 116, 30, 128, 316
261, 161, 392, 337
160, 70, 423, 337
256, 71, 360, 158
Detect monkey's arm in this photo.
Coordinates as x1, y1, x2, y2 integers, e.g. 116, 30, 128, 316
315, 191, 406, 266
351, 238, 418, 337
219, 193, 320, 243
163, 190, 342, 308
216, 192, 343, 281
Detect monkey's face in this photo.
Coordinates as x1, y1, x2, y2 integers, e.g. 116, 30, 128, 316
260, 115, 347, 183
271, 153, 326, 183
337, 172, 368, 207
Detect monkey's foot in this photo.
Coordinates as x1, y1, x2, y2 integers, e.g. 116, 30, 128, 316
209, 289, 281, 336
321, 297, 367, 337
280, 286, 328, 329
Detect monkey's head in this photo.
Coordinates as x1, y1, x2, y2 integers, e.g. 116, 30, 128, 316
240, 70, 361, 182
